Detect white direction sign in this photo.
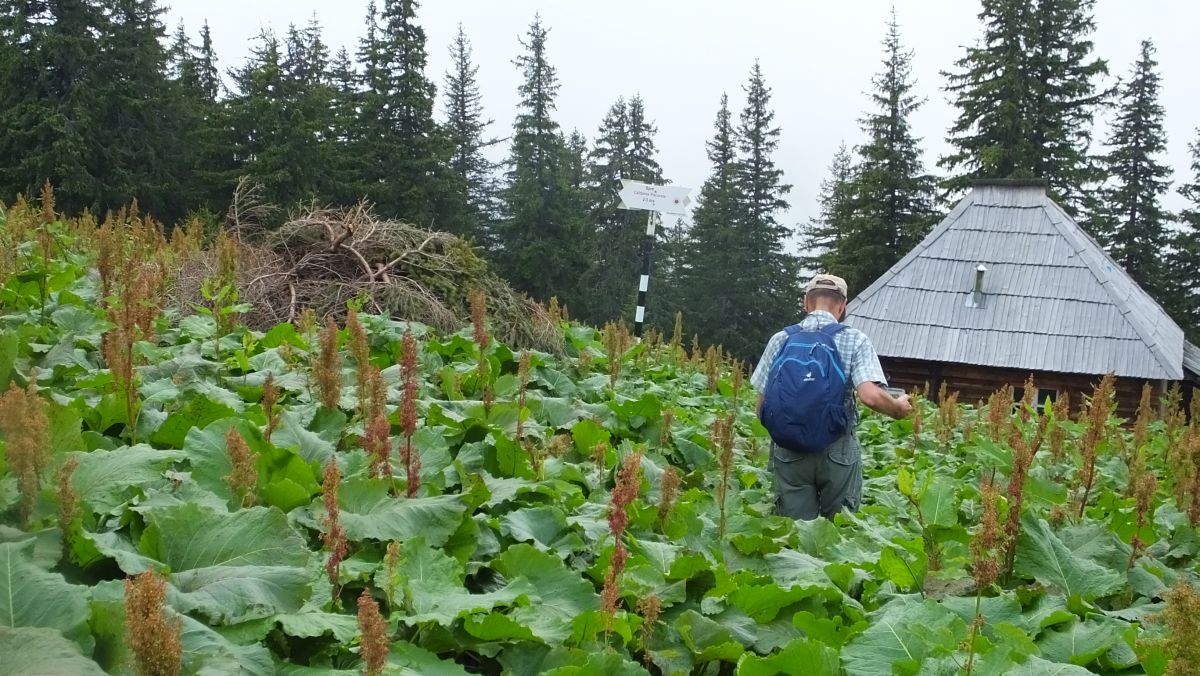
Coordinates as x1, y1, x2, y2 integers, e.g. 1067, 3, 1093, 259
618, 179, 692, 215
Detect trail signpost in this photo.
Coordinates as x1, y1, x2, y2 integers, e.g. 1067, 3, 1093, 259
617, 179, 692, 338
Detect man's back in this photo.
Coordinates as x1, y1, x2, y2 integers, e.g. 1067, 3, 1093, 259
752, 273, 909, 520
750, 310, 888, 404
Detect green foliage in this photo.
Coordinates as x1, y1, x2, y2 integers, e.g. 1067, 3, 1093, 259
681, 65, 801, 362
0, 0, 187, 220
809, 13, 938, 297
578, 95, 664, 326
442, 23, 500, 247
496, 16, 590, 310
1176, 130, 1200, 341
940, 0, 1108, 213
354, 0, 468, 227
1093, 40, 1173, 307
0, 209, 1194, 675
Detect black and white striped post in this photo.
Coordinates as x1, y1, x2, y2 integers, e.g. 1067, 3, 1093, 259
634, 211, 657, 339
617, 179, 692, 340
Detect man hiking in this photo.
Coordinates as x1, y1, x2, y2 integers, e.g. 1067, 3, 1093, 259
751, 274, 912, 520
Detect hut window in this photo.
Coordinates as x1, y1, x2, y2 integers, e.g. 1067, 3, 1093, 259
1012, 387, 1058, 412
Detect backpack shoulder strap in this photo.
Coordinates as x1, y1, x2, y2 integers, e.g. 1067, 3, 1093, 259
820, 323, 849, 337
783, 323, 805, 337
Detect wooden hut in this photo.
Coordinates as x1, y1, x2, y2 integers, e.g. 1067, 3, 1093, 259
844, 179, 1199, 417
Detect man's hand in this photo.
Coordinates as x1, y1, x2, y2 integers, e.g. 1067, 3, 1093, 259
856, 382, 913, 420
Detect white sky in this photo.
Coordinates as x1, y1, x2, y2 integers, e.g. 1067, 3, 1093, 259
164, 0, 1200, 234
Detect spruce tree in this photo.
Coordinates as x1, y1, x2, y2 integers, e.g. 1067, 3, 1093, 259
278, 18, 338, 205
650, 216, 691, 334
565, 130, 588, 194
732, 62, 799, 361
581, 96, 664, 324
800, 143, 856, 276
357, 0, 465, 226
169, 22, 199, 89
497, 16, 588, 310
0, 0, 186, 216
836, 13, 937, 296
0, 1, 100, 211
170, 20, 230, 215
88, 0, 185, 219
196, 21, 221, 102
680, 93, 741, 353
1176, 130, 1200, 341
1094, 41, 1172, 306
328, 47, 365, 207
443, 23, 500, 245
941, 0, 1107, 212
227, 30, 293, 207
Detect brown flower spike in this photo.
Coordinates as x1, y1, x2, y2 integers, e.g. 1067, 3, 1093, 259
224, 427, 257, 507
0, 382, 50, 525
321, 460, 349, 589
400, 330, 421, 497
601, 451, 642, 624
1076, 374, 1116, 519
315, 318, 343, 410
57, 456, 80, 536
970, 478, 1006, 590
657, 467, 682, 529
357, 589, 390, 676
262, 373, 280, 443
124, 570, 183, 676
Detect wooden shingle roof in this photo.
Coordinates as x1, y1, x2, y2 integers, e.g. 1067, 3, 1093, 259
845, 181, 1186, 381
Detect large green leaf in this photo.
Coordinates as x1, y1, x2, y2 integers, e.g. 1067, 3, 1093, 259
183, 417, 265, 504
273, 408, 337, 464
735, 637, 840, 676
0, 331, 18, 390
70, 445, 184, 514
0, 540, 92, 649
499, 505, 584, 555
0, 627, 105, 676
1014, 517, 1124, 602
841, 599, 967, 675
388, 640, 472, 676
296, 477, 467, 546
150, 395, 239, 448
492, 543, 600, 643
918, 474, 958, 528
275, 612, 359, 642
180, 614, 275, 676
541, 651, 650, 676
389, 537, 534, 625
1035, 617, 1127, 666
463, 611, 540, 642
140, 503, 311, 624
47, 401, 84, 456
675, 610, 745, 664
1007, 655, 1096, 675
727, 579, 839, 623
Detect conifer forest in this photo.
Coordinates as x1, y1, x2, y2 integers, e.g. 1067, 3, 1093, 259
2, 1, 1200, 674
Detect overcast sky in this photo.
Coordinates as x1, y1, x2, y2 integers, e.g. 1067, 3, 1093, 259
164, 1, 1199, 235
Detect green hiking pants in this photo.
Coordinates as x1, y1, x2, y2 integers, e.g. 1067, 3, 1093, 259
770, 432, 863, 520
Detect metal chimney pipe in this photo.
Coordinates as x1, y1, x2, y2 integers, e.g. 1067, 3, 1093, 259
974, 264, 987, 294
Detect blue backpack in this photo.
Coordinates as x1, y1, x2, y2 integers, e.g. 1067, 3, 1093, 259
759, 323, 850, 454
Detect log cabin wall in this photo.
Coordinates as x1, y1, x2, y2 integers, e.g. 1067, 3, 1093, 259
879, 356, 1161, 420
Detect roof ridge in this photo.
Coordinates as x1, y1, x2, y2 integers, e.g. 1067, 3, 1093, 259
1040, 200, 1183, 380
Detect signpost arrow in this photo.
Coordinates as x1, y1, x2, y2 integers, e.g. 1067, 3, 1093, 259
618, 179, 692, 215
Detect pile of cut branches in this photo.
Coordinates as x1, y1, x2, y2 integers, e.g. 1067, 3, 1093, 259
176, 201, 562, 352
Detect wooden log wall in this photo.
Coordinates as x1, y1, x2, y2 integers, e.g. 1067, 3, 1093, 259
879, 356, 1167, 420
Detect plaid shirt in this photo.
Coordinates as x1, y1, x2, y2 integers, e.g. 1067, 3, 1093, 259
750, 311, 888, 397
